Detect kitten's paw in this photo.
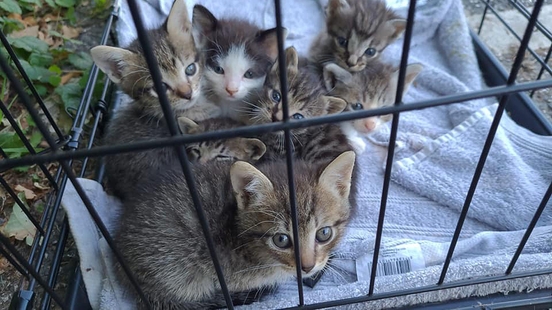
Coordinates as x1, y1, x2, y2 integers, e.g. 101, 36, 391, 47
349, 137, 366, 154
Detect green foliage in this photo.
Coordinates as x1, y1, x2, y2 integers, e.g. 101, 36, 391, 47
0, 0, 22, 14
68, 52, 92, 70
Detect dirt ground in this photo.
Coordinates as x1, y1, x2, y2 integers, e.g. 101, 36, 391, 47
1, 1, 551, 309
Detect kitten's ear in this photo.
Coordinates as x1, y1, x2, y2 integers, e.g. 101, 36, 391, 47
166, 0, 193, 46
389, 63, 423, 99
322, 95, 347, 114
256, 27, 285, 63
90, 46, 136, 84
240, 138, 267, 161
231, 162, 274, 209
383, 19, 407, 43
285, 46, 299, 73
326, 0, 350, 17
192, 5, 218, 47
318, 151, 356, 199
177, 116, 199, 134
322, 63, 352, 90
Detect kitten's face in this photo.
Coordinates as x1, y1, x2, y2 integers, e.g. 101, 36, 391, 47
192, 5, 280, 102
186, 138, 266, 164
90, 0, 203, 116
231, 152, 356, 278
324, 0, 406, 72
244, 47, 346, 137
324, 62, 423, 134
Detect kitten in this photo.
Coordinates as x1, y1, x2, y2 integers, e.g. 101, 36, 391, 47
177, 117, 267, 163
91, 0, 205, 200
309, 0, 406, 72
192, 5, 282, 120
91, 0, 208, 119
116, 151, 356, 309
242, 46, 351, 164
323, 61, 423, 153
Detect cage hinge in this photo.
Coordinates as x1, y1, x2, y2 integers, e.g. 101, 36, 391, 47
66, 127, 83, 150
9, 289, 34, 310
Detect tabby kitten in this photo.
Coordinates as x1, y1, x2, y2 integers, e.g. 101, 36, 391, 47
91, 0, 206, 119
242, 46, 351, 164
323, 61, 423, 153
117, 151, 356, 309
177, 117, 267, 163
192, 5, 282, 120
91, 0, 205, 200
309, 0, 406, 72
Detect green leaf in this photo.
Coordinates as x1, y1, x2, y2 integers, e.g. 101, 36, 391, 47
55, 83, 82, 112
0, 132, 24, 149
20, 0, 42, 5
15, 166, 31, 173
0, 195, 37, 246
0, 17, 25, 32
49, 65, 62, 75
68, 52, 92, 70
0, 0, 22, 14
29, 52, 53, 67
35, 84, 47, 97
19, 60, 54, 83
54, 0, 76, 8
66, 6, 76, 24
8, 36, 49, 53
48, 75, 61, 86
26, 113, 36, 128
44, 0, 56, 8
30, 131, 42, 146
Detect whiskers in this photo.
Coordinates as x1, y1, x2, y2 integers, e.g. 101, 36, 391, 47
234, 263, 284, 275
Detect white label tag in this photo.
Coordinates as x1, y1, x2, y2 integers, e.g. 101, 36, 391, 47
355, 243, 425, 282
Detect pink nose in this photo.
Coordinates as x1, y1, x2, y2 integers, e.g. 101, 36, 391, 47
364, 119, 376, 131
226, 88, 238, 96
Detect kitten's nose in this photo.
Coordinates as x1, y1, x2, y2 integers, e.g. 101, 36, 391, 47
175, 84, 192, 100
301, 264, 315, 273
225, 88, 238, 96
347, 55, 358, 67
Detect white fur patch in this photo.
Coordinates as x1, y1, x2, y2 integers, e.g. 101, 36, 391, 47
204, 44, 265, 119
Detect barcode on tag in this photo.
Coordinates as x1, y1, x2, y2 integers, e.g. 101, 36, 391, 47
355, 242, 425, 282
366, 257, 412, 277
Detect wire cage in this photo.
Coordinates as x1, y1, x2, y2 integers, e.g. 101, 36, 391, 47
1, 0, 551, 309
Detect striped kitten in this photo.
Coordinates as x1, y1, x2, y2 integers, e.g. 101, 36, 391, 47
117, 152, 356, 309
92, 0, 208, 200
242, 46, 352, 164
323, 61, 423, 153
309, 0, 406, 72
192, 5, 282, 120
177, 117, 267, 164
91, 0, 207, 119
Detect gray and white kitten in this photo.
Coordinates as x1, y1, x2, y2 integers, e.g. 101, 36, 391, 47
116, 151, 356, 309
91, 0, 205, 200
323, 61, 423, 153
309, 0, 406, 72
192, 5, 282, 120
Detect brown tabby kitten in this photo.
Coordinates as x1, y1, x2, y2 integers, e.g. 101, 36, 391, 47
192, 5, 281, 120
91, 0, 205, 119
309, 0, 406, 72
323, 61, 423, 153
91, 0, 205, 200
117, 151, 356, 309
241, 46, 352, 164
177, 117, 267, 164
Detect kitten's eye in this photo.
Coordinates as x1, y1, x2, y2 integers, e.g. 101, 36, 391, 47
215, 154, 232, 161
365, 48, 377, 57
185, 63, 197, 76
244, 70, 254, 79
271, 90, 281, 103
336, 36, 348, 47
352, 102, 364, 110
315, 227, 332, 243
214, 66, 225, 74
291, 113, 304, 120
272, 233, 291, 248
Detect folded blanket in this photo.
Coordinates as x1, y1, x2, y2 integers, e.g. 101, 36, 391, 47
60, 0, 552, 309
